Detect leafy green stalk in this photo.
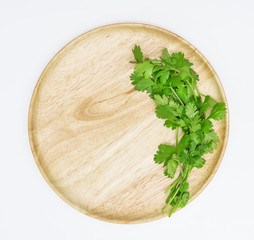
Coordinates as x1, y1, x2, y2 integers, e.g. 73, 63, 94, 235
130, 45, 226, 217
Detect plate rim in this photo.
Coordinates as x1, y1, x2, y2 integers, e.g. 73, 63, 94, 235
28, 22, 229, 224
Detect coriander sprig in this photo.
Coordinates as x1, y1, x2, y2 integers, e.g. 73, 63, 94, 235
130, 45, 226, 217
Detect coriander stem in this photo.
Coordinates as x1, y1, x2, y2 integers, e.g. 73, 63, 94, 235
176, 158, 183, 177
195, 85, 201, 98
165, 174, 182, 194
175, 127, 183, 177
176, 127, 179, 149
186, 80, 197, 101
162, 187, 180, 213
170, 87, 185, 106
165, 187, 176, 203
168, 193, 182, 217
195, 84, 205, 97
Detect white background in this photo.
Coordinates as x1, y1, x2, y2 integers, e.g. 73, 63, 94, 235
1, 0, 254, 239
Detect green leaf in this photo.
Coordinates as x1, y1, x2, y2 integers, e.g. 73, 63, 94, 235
201, 119, 213, 133
164, 118, 185, 129
189, 141, 197, 152
130, 74, 154, 92
156, 70, 170, 84
200, 95, 217, 115
155, 105, 178, 120
179, 192, 189, 208
191, 144, 208, 156
178, 150, 188, 163
189, 132, 200, 145
168, 99, 180, 109
162, 48, 170, 60
165, 157, 178, 179
178, 70, 191, 81
208, 102, 226, 120
177, 119, 186, 128
150, 85, 167, 97
164, 119, 178, 129
132, 45, 143, 63
203, 131, 220, 144
154, 144, 176, 164
153, 94, 168, 105
196, 96, 203, 109
176, 87, 189, 104
134, 61, 154, 79
162, 88, 171, 96
178, 134, 190, 154
180, 182, 189, 193
171, 52, 185, 68
153, 65, 164, 73
176, 105, 184, 118
170, 75, 182, 88
169, 197, 177, 206
185, 102, 198, 119
190, 156, 206, 168
189, 115, 201, 132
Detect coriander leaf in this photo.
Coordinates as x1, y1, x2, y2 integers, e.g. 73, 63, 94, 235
196, 96, 203, 109
176, 105, 184, 118
208, 102, 227, 120
165, 156, 178, 179
155, 105, 178, 120
177, 134, 190, 154
176, 87, 189, 104
177, 119, 186, 128
168, 99, 180, 109
189, 141, 197, 152
178, 70, 191, 81
171, 52, 185, 68
190, 68, 199, 81
155, 70, 170, 84
154, 144, 176, 164
153, 65, 164, 73
189, 132, 200, 145
153, 94, 168, 105
150, 85, 167, 97
164, 118, 185, 129
132, 45, 143, 63
190, 156, 206, 168
162, 88, 171, 96
191, 144, 208, 156
189, 115, 201, 132
180, 182, 189, 192
185, 102, 198, 119
201, 119, 213, 133
209, 141, 218, 152
162, 48, 170, 60
164, 119, 179, 129
203, 131, 219, 144
170, 75, 182, 88
130, 74, 154, 92
134, 61, 154, 79
178, 150, 188, 163
179, 192, 189, 208
169, 198, 177, 206
200, 95, 217, 115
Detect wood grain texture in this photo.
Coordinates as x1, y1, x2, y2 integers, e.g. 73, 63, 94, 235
28, 23, 229, 224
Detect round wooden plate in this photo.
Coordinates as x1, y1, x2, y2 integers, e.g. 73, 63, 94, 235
29, 23, 229, 224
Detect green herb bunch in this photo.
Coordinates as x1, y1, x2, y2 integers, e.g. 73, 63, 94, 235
130, 45, 226, 217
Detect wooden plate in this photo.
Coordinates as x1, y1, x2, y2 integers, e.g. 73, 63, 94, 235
28, 23, 229, 224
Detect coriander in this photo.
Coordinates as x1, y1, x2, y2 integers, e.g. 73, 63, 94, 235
130, 45, 226, 217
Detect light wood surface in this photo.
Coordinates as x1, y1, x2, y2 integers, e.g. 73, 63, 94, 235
28, 23, 229, 224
